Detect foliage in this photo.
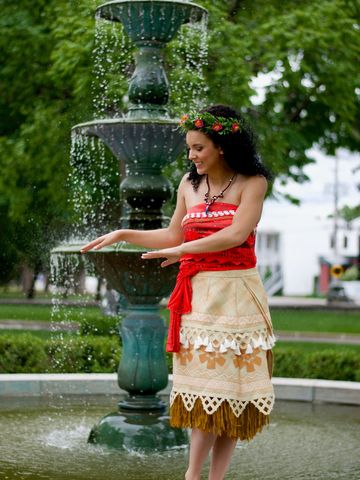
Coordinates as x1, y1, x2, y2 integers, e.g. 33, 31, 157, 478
1, 332, 359, 381
339, 204, 360, 222
273, 346, 360, 381
79, 314, 120, 337
0, 0, 359, 280
342, 265, 359, 281
47, 335, 120, 373
0, 333, 48, 373
0, 333, 120, 373
200, 0, 360, 181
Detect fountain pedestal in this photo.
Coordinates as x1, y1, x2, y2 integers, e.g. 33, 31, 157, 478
69, 0, 207, 451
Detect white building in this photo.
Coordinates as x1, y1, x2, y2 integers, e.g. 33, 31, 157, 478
256, 148, 360, 296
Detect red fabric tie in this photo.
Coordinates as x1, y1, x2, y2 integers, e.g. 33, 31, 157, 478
166, 263, 200, 352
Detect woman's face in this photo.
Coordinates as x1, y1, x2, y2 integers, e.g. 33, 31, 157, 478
186, 130, 225, 176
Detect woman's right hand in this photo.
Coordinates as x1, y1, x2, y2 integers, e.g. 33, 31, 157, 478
80, 230, 122, 253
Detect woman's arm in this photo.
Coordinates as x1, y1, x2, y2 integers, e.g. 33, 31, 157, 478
80, 176, 188, 253
142, 176, 267, 266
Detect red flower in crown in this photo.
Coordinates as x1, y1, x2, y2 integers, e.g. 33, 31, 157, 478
212, 122, 223, 132
194, 118, 205, 128
231, 123, 240, 132
179, 114, 189, 125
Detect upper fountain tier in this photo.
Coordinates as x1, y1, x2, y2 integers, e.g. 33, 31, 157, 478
96, 0, 207, 46
96, 1, 207, 117
71, 0, 208, 228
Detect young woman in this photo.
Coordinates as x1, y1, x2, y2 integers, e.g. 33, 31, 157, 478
81, 105, 275, 480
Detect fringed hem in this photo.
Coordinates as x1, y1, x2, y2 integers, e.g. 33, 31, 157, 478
170, 396, 270, 441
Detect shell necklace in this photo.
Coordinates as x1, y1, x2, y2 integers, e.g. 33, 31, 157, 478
204, 173, 237, 215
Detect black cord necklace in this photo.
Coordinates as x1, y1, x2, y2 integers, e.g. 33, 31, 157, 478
204, 173, 237, 215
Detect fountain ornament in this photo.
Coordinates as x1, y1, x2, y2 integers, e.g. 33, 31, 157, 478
57, 0, 208, 451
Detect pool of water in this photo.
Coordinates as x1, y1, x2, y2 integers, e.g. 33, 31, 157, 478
0, 396, 359, 480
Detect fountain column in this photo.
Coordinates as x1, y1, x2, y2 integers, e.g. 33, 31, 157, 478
69, 0, 207, 451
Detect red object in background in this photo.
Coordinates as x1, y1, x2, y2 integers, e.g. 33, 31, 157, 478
319, 263, 330, 294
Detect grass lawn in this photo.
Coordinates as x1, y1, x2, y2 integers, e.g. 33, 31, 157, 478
271, 309, 360, 335
0, 330, 76, 340
0, 288, 93, 301
0, 304, 108, 323
276, 341, 360, 353
0, 304, 360, 336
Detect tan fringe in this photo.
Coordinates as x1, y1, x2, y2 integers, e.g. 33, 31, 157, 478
170, 396, 269, 441
267, 349, 274, 379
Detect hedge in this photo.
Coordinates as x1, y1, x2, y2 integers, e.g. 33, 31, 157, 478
0, 334, 359, 381
78, 315, 119, 338
273, 349, 360, 382
0, 334, 120, 374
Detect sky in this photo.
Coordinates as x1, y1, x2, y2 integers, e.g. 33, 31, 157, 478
270, 147, 360, 217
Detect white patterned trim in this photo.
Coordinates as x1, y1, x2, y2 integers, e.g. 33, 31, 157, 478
170, 390, 274, 416
182, 209, 236, 223
179, 327, 276, 354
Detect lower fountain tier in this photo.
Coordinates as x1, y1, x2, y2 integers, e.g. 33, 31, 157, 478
52, 243, 178, 304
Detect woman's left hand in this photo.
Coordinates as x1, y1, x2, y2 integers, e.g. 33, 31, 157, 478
141, 246, 183, 267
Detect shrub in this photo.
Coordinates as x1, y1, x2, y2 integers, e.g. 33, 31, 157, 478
47, 336, 120, 373
0, 334, 120, 373
79, 315, 120, 337
306, 350, 360, 381
0, 334, 48, 373
1, 334, 359, 381
273, 347, 360, 381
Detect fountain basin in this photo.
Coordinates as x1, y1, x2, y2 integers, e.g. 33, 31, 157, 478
52, 243, 178, 304
0, 395, 359, 479
72, 118, 185, 165
96, 0, 207, 45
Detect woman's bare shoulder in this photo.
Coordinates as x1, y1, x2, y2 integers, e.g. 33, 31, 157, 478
242, 174, 268, 192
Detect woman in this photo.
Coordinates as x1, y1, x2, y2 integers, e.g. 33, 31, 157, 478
81, 104, 275, 480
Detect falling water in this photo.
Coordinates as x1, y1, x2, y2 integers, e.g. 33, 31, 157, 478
69, 131, 120, 238
92, 19, 132, 118
168, 10, 208, 115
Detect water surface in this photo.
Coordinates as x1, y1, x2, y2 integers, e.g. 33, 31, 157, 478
0, 396, 359, 479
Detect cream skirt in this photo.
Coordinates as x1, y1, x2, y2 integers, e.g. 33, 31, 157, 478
170, 268, 275, 441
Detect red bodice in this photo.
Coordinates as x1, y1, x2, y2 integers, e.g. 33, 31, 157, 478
181, 202, 257, 269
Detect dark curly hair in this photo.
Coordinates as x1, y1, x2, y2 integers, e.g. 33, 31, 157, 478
187, 104, 272, 190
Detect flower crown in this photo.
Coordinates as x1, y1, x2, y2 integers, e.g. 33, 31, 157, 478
179, 112, 241, 135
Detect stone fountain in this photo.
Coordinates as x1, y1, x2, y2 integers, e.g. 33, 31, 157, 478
56, 0, 207, 451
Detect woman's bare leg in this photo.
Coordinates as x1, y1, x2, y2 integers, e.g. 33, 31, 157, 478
185, 428, 217, 480
208, 436, 237, 480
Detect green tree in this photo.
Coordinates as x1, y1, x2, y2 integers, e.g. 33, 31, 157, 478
0, 0, 359, 291
201, 0, 360, 182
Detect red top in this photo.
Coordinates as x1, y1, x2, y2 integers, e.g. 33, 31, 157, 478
166, 202, 257, 353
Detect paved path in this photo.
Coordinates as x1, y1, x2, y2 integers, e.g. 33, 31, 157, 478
269, 296, 360, 310
0, 320, 79, 332
1, 296, 359, 310
276, 331, 360, 345
0, 298, 98, 307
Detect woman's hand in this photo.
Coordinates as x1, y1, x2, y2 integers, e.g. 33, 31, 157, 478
80, 230, 122, 253
141, 246, 183, 267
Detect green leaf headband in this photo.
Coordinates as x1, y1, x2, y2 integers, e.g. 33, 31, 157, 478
179, 112, 242, 135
